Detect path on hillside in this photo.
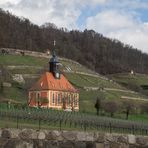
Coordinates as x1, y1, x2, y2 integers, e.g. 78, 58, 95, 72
7, 65, 42, 69
121, 96, 148, 102
104, 88, 136, 94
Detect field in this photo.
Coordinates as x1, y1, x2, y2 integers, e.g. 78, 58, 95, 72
0, 105, 148, 135
0, 54, 148, 116
109, 73, 148, 96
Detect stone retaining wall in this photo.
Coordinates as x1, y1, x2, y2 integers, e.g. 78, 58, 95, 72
0, 128, 148, 148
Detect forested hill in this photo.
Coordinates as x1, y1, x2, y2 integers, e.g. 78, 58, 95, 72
0, 8, 148, 74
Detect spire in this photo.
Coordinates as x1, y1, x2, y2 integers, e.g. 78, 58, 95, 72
52, 40, 56, 57
49, 40, 60, 79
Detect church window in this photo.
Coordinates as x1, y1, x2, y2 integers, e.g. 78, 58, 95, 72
52, 93, 55, 104
68, 95, 71, 105
58, 94, 61, 105
37, 93, 40, 98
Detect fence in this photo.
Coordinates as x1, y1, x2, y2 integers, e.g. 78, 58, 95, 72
0, 106, 148, 135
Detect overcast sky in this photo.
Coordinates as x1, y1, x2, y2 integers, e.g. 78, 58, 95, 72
0, 0, 148, 53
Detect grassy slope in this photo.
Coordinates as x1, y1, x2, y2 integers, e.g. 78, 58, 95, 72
0, 55, 48, 66
0, 55, 148, 114
109, 73, 148, 96
109, 73, 148, 85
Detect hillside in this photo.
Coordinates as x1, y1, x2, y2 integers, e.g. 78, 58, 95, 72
108, 73, 148, 97
0, 51, 148, 114
0, 9, 148, 75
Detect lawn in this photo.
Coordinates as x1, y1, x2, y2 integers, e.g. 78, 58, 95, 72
128, 114, 148, 123
2, 86, 27, 103
65, 73, 122, 89
110, 73, 148, 86
0, 55, 48, 66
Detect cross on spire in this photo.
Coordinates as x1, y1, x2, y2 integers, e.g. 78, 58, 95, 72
54, 40, 56, 46
52, 40, 56, 57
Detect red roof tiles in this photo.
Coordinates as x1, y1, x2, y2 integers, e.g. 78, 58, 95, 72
30, 72, 77, 92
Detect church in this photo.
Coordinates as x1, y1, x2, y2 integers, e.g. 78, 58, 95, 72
28, 45, 79, 111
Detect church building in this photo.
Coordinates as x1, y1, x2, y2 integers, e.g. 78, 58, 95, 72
28, 45, 79, 111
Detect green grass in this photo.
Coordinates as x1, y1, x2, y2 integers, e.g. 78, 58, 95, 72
109, 73, 148, 97
65, 73, 122, 89
110, 73, 148, 86
65, 73, 95, 87
128, 114, 148, 123
9, 67, 42, 74
106, 90, 148, 100
79, 89, 99, 113
0, 106, 148, 135
115, 113, 148, 123
61, 60, 96, 74
1, 54, 148, 120
2, 86, 27, 103
0, 55, 48, 66
0, 117, 83, 131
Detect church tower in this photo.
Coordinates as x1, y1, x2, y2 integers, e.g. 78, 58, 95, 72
49, 41, 60, 79
29, 40, 79, 111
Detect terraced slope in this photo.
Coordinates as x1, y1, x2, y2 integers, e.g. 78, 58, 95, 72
109, 73, 148, 97
0, 54, 148, 113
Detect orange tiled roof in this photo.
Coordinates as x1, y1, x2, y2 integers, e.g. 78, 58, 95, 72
30, 72, 78, 92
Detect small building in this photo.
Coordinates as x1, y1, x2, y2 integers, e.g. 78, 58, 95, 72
28, 46, 79, 111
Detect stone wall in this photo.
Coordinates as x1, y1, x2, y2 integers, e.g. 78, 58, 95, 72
0, 128, 148, 148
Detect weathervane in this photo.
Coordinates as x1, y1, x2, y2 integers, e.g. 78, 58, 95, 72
52, 40, 56, 57
54, 40, 56, 47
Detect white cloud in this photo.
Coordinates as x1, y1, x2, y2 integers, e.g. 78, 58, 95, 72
0, 0, 21, 5
86, 10, 148, 53
0, 0, 107, 29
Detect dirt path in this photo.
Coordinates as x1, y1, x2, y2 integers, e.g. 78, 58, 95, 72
121, 96, 148, 102
104, 88, 136, 94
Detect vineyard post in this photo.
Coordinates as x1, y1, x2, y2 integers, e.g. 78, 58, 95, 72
109, 122, 112, 133
59, 119, 62, 131
146, 129, 148, 135
84, 122, 87, 131
38, 117, 41, 130
16, 114, 19, 129
132, 125, 135, 134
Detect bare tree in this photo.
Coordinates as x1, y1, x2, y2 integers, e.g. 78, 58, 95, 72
122, 100, 135, 120
140, 102, 148, 114
103, 101, 118, 117
94, 92, 105, 115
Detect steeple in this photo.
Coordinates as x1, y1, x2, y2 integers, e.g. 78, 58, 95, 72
49, 40, 60, 79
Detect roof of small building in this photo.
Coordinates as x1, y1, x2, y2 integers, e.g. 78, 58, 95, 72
29, 72, 78, 92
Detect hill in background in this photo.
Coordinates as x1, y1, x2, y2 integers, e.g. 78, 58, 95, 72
0, 50, 148, 114
0, 8, 148, 75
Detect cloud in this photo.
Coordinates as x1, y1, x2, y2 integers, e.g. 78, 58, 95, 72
105, 0, 148, 10
86, 10, 148, 53
0, 0, 21, 5
0, 0, 107, 29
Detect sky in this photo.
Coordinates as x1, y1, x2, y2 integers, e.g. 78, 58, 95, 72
0, 0, 148, 53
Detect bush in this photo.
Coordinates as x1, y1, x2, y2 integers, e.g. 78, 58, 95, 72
140, 102, 148, 113
103, 100, 118, 117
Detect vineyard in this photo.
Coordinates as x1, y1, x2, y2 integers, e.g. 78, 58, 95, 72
0, 104, 148, 135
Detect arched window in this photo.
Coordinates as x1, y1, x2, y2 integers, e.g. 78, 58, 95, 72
35, 93, 40, 104
52, 93, 55, 104
58, 94, 61, 105
74, 94, 78, 106
68, 95, 71, 106
37, 93, 40, 98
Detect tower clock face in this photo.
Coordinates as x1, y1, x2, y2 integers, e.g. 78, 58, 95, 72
55, 72, 60, 79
